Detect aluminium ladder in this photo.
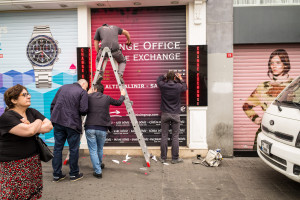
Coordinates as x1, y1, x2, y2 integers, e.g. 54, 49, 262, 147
90, 47, 151, 167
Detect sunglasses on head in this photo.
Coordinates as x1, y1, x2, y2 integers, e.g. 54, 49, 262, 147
20, 92, 31, 97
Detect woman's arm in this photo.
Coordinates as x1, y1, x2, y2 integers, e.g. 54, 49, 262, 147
39, 118, 53, 133
9, 119, 43, 137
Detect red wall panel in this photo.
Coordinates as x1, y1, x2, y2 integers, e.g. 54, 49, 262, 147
91, 6, 187, 146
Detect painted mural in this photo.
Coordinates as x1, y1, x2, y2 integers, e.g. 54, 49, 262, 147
233, 44, 300, 150
0, 10, 78, 146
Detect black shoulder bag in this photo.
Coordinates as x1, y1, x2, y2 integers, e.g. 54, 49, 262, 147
36, 135, 53, 162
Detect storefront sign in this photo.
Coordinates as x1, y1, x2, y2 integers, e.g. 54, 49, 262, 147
91, 6, 187, 146
188, 45, 208, 106
77, 47, 91, 87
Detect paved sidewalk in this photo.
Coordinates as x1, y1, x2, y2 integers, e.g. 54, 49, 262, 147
42, 152, 300, 200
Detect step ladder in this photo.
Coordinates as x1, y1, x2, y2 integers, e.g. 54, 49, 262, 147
90, 47, 151, 167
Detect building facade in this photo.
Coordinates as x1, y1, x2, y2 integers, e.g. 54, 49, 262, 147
10, 0, 300, 157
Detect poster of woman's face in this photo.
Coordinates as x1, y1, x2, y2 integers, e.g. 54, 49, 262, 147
233, 44, 300, 150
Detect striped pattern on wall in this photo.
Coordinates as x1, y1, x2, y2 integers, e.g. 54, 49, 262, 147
233, 44, 300, 149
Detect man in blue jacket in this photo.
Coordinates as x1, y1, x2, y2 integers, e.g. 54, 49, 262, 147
50, 79, 88, 182
85, 81, 125, 178
157, 71, 187, 164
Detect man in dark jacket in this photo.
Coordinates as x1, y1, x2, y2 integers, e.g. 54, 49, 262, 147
50, 79, 88, 182
157, 71, 187, 164
85, 82, 125, 178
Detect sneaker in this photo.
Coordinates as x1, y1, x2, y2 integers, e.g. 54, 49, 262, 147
53, 174, 66, 182
118, 74, 124, 84
93, 172, 102, 179
70, 173, 83, 182
101, 163, 105, 169
157, 157, 166, 163
171, 158, 183, 164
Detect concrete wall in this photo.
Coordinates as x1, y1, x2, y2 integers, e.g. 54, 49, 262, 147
206, 0, 233, 156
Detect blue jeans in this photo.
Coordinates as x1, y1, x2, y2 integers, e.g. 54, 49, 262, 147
85, 129, 107, 174
52, 124, 81, 177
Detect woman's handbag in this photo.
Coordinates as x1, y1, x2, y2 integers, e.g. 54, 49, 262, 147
36, 135, 54, 162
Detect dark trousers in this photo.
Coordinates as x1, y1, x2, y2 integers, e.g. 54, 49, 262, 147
52, 124, 81, 177
160, 112, 180, 160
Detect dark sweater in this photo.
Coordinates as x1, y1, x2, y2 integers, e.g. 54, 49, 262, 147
50, 83, 88, 133
157, 75, 187, 114
85, 92, 125, 128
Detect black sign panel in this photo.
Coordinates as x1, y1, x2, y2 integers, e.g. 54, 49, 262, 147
188, 45, 207, 106
106, 116, 187, 146
77, 47, 91, 87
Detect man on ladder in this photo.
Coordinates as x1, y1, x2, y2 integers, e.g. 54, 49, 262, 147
94, 23, 131, 84
93, 24, 151, 167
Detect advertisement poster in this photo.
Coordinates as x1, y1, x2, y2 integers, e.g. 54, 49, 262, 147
91, 6, 187, 146
0, 10, 78, 146
233, 44, 300, 150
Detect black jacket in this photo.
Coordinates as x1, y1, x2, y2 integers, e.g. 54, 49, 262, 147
157, 75, 187, 114
50, 83, 88, 133
85, 92, 125, 128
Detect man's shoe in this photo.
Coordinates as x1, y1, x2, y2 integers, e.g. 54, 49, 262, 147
118, 74, 124, 84
96, 73, 104, 84
171, 158, 183, 164
70, 173, 83, 182
101, 163, 105, 169
93, 172, 102, 179
53, 174, 66, 182
157, 157, 166, 163
96, 76, 103, 83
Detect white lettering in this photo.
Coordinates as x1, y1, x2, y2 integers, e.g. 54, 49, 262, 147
105, 84, 145, 89
174, 42, 180, 49
150, 84, 158, 88
142, 41, 181, 50
143, 41, 151, 50
119, 43, 139, 50
133, 53, 180, 61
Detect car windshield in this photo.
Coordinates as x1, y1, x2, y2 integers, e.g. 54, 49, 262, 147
276, 77, 300, 108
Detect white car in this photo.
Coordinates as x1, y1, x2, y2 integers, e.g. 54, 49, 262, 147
257, 76, 300, 183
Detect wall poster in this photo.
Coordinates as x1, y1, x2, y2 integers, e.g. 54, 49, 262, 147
0, 10, 78, 146
233, 44, 300, 150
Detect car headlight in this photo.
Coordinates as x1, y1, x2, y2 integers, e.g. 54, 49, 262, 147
295, 132, 300, 148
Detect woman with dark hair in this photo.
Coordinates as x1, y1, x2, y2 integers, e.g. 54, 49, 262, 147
0, 84, 53, 199
242, 49, 293, 150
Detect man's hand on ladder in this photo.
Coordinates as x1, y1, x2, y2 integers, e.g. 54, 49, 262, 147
126, 40, 132, 46
88, 87, 96, 94
121, 89, 126, 96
